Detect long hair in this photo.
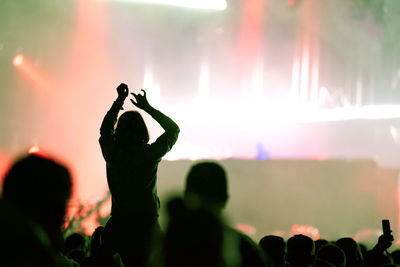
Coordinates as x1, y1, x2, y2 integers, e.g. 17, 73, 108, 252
115, 111, 150, 146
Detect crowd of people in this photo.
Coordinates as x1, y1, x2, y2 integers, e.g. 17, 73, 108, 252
1, 83, 399, 267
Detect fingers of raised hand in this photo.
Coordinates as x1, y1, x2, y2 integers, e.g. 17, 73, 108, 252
118, 83, 127, 89
130, 99, 138, 107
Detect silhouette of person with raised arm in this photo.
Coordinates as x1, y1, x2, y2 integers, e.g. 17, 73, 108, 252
99, 83, 180, 266
364, 233, 394, 267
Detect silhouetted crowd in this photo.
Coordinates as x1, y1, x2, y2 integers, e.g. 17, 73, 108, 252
1, 84, 399, 267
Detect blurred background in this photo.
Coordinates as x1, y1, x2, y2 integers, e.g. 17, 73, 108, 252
1, 0, 400, 245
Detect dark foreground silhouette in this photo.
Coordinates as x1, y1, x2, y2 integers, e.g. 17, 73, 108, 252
0, 154, 74, 266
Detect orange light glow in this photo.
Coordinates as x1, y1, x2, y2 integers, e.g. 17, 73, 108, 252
28, 145, 41, 154
0, 152, 11, 187
80, 212, 100, 236
291, 224, 320, 240
13, 54, 24, 67
235, 223, 257, 236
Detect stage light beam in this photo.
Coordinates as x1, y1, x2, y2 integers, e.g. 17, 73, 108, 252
12, 54, 51, 92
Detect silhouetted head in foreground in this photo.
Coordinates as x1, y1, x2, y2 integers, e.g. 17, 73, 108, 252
317, 243, 345, 267
336, 237, 363, 267
286, 234, 315, 267
2, 154, 72, 250
115, 111, 149, 146
315, 239, 329, 255
259, 235, 285, 267
64, 232, 87, 255
184, 162, 229, 211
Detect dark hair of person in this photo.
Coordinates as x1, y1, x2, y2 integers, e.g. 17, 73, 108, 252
115, 111, 150, 145
185, 162, 229, 205
2, 154, 72, 214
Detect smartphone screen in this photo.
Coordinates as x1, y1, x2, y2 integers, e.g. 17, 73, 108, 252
382, 219, 391, 236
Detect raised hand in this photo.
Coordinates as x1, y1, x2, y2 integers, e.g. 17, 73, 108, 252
131, 89, 151, 110
117, 83, 129, 99
377, 234, 394, 251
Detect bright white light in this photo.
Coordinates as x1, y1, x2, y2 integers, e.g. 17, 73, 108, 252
318, 87, 329, 107
143, 68, 153, 90
196, 62, 210, 102
112, 0, 227, 10
310, 41, 319, 105
251, 60, 263, 99
390, 125, 398, 143
300, 41, 310, 102
291, 55, 300, 96
143, 67, 161, 105
28, 145, 40, 154
13, 54, 24, 67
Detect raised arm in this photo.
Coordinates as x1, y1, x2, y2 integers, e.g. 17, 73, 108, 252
131, 89, 180, 158
99, 83, 129, 160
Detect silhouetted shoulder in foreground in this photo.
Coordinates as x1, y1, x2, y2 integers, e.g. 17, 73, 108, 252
163, 197, 225, 267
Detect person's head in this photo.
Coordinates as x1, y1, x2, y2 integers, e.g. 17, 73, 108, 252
315, 239, 329, 255
335, 237, 363, 267
286, 234, 315, 267
2, 154, 72, 250
65, 232, 87, 255
317, 243, 345, 267
259, 235, 285, 267
115, 111, 149, 146
184, 162, 229, 212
